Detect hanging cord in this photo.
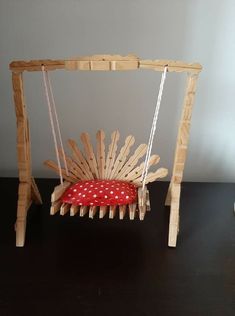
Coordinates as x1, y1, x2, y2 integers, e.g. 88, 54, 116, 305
42, 66, 69, 184
141, 66, 168, 191
45, 68, 69, 176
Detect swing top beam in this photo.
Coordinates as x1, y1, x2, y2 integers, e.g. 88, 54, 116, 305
9, 54, 202, 74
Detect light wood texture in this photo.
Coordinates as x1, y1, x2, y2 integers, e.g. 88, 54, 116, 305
140, 59, 202, 74
10, 54, 201, 248
109, 135, 135, 179
10, 55, 202, 74
89, 206, 98, 219
166, 73, 199, 247
119, 205, 127, 220
50, 200, 62, 215
146, 190, 151, 211
99, 205, 108, 218
70, 205, 79, 216
138, 186, 147, 221
116, 144, 147, 180
168, 184, 181, 247
96, 130, 106, 179
31, 177, 42, 204
109, 205, 117, 219
60, 203, 70, 215
105, 130, 120, 179
45, 130, 168, 220
67, 139, 94, 179
10, 60, 65, 72
80, 205, 88, 217
129, 204, 136, 220
51, 181, 71, 203
12, 72, 42, 247
80, 132, 99, 179
44, 160, 77, 183
125, 154, 159, 182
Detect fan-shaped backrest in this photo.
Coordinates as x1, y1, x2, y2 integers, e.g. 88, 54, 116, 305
44, 130, 168, 185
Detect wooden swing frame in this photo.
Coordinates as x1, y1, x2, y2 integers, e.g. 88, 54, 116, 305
9, 54, 202, 247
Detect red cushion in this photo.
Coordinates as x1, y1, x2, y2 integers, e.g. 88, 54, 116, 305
61, 179, 137, 206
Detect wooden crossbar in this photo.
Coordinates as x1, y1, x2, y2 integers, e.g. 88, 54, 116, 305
9, 54, 202, 74
10, 54, 202, 247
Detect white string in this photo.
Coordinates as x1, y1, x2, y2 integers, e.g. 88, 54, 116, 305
42, 66, 63, 184
141, 66, 168, 190
45, 70, 69, 176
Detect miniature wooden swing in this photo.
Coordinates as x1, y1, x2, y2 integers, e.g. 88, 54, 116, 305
10, 54, 202, 248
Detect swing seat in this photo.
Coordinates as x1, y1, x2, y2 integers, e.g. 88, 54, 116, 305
61, 179, 137, 206
45, 129, 168, 220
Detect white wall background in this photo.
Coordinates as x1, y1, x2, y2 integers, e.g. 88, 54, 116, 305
0, 0, 234, 182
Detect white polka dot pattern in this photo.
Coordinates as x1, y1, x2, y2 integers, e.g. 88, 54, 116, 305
61, 180, 137, 206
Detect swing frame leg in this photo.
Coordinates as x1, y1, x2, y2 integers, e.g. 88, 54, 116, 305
166, 73, 199, 247
167, 183, 181, 247
12, 71, 42, 247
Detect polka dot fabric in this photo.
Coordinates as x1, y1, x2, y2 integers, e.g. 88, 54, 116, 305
61, 180, 137, 206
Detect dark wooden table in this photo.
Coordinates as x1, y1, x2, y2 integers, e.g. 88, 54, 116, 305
0, 178, 235, 316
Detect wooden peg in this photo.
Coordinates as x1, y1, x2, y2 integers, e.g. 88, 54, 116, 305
80, 205, 88, 217
60, 203, 70, 215
96, 130, 106, 179
146, 190, 151, 211
67, 139, 94, 179
89, 205, 98, 219
119, 205, 127, 220
50, 200, 62, 215
51, 181, 71, 203
133, 167, 168, 186
125, 154, 160, 182
129, 204, 136, 220
80, 132, 99, 178
70, 205, 79, 216
99, 205, 108, 218
44, 160, 77, 183
116, 144, 147, 180
138, 186, 147, 220
109, 135, 135, 179
105, 130, 120, 179
109, 205, 117, 219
